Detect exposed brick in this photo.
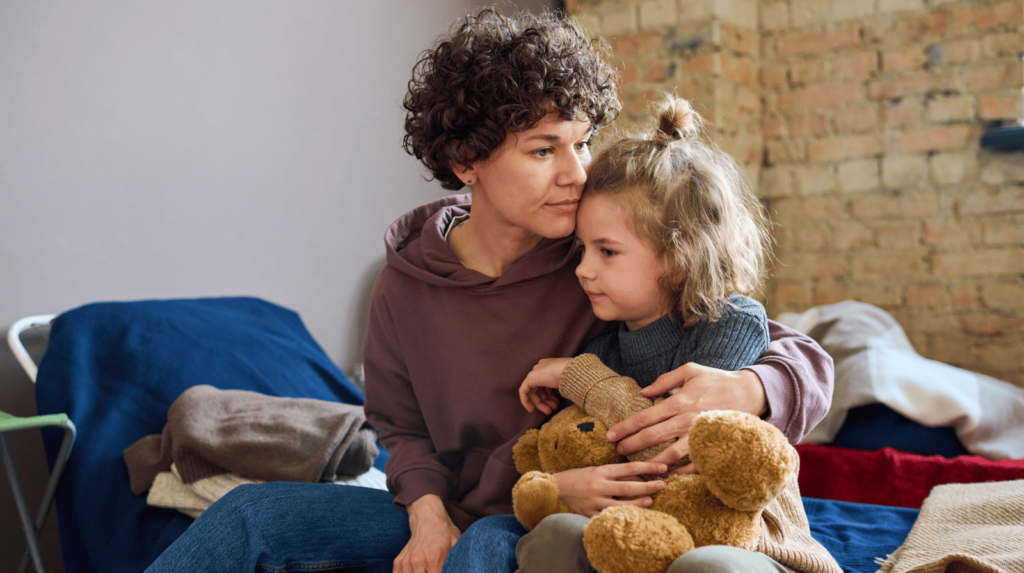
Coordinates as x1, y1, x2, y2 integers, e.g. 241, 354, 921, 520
883, 46, 928, 72
981, 153, 1024, 186
643, 59, 672, 81
790, 59, 828, 85
794, 164, 835, 195
778, 26, 861, 56
899, 125, 974, 153
983, 219, 1024, 246
838, 158, 881, 192
617, 62, 640, 86
720, 23, 760, 56
901, 309, 962, 334
961, 313, 1024, 336
776, 282, 813, 305
934, 248, 1024, 277
963, 61, 1024, 92
977, 344, 1023, 370
835, 51, 880, 80
869, 71, 950, 100
763, 63, 788, 88
764, 114, 786, 140
780, 82, 861, 110
834, 105, 879, 133
601, 3, 638, 35
906, 283, 948, 307
721, 54, 759, 85
681, 52, 717, 74
790, 112, 831, 137
951, 285, 977, 308
789, 0, 829, 28
791, 225, 830, 251
938, 40, 981, 65
954, 2, 1024, 33
876, 222, 921, 248
639, 0, 677, 31
928, 336, 973, 362
853, 251, 927, 275
773, 253, 850, 279
982, 33, 1024, 59
851, 281, 903, 307
923, 220, 972, 247
815, 279, 853, 305
611, 33, 664, 59
878, 0, 925, 14
983, 282, 1024, 308
926, 94, 974, 123
770, 196, 843, 221
830, 25, 862, 49
884, 98, 924, 127
930, 151, 979, 186
833, 221, 875, 250
980, 93, 1024, 122
882, 154, 929, 189
766, 139, 808, 164
960, 186, 1024, 216
832, 0, 875, 21
852, 191, 939, 218
810, 134, 886, 162
761, 2, 789, 31
760, 166, 795, 198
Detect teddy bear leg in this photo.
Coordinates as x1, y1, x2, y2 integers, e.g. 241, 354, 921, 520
512, 471, 573, 531
583, 506, 694, 573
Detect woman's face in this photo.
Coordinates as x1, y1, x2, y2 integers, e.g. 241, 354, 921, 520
461, 114, 593, 240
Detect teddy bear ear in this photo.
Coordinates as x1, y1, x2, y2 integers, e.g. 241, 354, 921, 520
513, 429, 543, 473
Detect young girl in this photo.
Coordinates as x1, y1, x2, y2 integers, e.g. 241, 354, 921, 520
515, 96, 840, 573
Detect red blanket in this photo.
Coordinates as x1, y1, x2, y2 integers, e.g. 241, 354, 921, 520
796, 443, 1024, 509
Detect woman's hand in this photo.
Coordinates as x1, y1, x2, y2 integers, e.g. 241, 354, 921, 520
605, 363, 767, 474
519, 357, 573, 414
553, 461, 668, 517
394, 494, 461, 573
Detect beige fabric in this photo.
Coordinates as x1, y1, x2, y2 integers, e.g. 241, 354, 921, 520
876, 480, 1024, 573
147, 464, 261, 519
559, 355, 842, 573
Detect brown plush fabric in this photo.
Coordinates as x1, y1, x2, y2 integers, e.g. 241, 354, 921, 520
124, 385, 377, 495
876, 479, 1024, 573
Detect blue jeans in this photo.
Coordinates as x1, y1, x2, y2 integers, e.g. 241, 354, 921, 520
144, 482, 522, 573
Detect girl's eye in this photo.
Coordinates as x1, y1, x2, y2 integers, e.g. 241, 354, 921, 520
601, 248, 617, 257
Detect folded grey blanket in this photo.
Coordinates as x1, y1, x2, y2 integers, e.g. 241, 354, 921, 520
124, 385, 378, 495
876, 479, 1024, 573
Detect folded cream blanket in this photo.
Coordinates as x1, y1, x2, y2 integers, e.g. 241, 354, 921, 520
124, 384, 378, 495
876, 479, 1024, 573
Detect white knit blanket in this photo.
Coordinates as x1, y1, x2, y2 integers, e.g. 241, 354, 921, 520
876, 480, 1024, 573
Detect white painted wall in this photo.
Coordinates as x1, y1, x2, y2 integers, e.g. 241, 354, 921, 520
0, 0, 554, 376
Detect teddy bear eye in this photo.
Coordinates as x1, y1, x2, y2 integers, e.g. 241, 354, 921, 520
577, 422, 595, 433
553, 439, 559, 450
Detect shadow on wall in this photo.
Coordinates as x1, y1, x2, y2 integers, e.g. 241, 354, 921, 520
342, 255, 387, 392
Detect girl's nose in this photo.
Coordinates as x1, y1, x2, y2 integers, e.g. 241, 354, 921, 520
576, 250, 595, 280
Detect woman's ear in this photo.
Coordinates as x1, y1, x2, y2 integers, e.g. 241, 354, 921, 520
513, 429, 542, 473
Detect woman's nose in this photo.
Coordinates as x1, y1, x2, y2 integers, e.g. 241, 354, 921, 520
559, 151, 589, 188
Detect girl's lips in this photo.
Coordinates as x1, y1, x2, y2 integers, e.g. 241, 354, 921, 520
584, 290, 604, 300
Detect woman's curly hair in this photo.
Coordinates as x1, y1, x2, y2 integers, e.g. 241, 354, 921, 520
403, 8, 621, 190
585, 96, 772, 323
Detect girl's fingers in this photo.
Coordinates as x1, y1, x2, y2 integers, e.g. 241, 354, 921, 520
607, 461, 668, 477
611, 479, 665, 498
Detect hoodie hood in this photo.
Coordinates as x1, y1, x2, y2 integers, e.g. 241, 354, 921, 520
383, 194, 580, 288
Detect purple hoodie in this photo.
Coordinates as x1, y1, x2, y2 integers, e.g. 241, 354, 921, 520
363, 195, 833, 531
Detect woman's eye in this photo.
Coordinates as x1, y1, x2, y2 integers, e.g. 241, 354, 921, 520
575, 141, 592, 152
533, 148, 552, 158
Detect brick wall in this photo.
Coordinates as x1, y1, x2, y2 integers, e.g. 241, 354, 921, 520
571, 0, 1024, 387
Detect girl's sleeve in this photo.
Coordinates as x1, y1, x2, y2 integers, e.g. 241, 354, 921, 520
362, 276, 454, 511
744, 320, 834, 444
686, 298, 771, 371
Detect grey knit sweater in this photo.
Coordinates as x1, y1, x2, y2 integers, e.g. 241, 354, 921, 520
581, 295, 770, 388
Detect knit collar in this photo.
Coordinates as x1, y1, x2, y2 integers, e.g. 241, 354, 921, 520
616, 314, 683, 365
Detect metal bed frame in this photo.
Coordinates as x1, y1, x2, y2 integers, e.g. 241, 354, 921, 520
3, 315, 75, 573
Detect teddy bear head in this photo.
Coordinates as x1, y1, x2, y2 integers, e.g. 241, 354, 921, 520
513, 405, 624, 474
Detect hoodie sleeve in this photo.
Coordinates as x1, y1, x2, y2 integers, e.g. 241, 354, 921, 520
362, 277, 454, 511
744, 319, 834, 444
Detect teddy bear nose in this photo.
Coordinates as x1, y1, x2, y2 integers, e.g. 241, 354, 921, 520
577, 422, 595, 433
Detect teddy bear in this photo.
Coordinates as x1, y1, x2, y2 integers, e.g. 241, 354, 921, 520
511, 354, 799, 573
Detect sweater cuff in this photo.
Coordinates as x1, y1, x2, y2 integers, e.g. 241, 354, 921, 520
391, 467, 451, 510
559, 353, 620, 406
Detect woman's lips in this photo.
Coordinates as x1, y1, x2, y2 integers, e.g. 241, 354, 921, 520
547, 199, 579, 214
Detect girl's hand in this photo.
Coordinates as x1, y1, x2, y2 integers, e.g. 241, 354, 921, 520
553, 461, 668, 517
605, 363, 767, 474
394, 494, 461, 573
519, 357, 573, 414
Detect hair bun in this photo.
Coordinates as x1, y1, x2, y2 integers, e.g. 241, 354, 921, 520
654, 96, 700, 146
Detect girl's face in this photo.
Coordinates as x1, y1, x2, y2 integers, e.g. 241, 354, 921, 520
575, 194, 668, 331
460, 113, 593, 240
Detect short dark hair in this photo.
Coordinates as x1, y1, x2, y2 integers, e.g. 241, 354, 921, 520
402, 8, 621, 190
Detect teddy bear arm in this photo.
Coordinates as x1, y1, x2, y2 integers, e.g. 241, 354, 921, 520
511, 471, 575, 531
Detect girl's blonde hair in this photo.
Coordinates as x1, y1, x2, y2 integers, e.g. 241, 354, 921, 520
584, 95, 771, 322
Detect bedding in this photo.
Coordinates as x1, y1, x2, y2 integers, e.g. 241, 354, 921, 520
35, 297, 381, 573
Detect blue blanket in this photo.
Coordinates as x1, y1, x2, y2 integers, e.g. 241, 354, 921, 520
36, 296, 914, 573
36, 297, 380, 573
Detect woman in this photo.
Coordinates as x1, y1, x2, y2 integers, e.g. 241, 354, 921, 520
145, 9, 831, 573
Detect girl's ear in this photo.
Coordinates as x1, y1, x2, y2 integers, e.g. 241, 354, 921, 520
453, 163, 477, 186
512, 429, 543, 473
